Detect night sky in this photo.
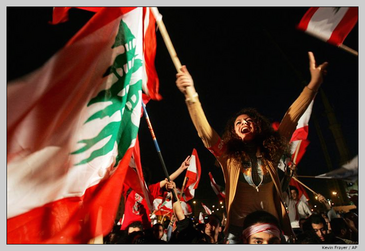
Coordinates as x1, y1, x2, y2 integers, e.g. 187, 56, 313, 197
7, 7, 359, 214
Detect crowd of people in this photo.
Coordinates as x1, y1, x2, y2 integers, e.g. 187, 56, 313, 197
102, 52, 358, 245
103, 180, 358, 244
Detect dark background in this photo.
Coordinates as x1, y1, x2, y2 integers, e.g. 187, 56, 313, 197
7, 7, 359, 216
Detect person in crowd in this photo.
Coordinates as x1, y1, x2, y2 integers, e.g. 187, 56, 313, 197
150, 222, 168, 243
330, 217, 358, 244
166, 213, 177, 242
168, 184, 211, 244
175, 51, 328, 243
298, 213, 345, 244
204, 214, 223, 244
119, 155, 191, 231
283, 185, 312, 235
116, 220, 144, 243
241, 210, 284, 244
343, 211, 358, 242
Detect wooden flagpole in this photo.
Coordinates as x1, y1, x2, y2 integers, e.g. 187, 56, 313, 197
150, 7, 197, 102
179, 176, 189, 200
291, 140, 318, 195
292, 140, 302, 165
339, 44, 358, 56
292, 176, 318, 196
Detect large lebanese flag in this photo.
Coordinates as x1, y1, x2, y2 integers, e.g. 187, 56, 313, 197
297, 7, 358, 46
7, 7, 158, 244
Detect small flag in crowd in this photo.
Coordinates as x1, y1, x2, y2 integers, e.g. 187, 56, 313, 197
182, 149, 201, 202
198, 212, 205, 224
208, 172, 226, 201
201, 202, 212, 215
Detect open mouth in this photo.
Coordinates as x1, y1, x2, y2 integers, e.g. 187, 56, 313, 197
241, 127, 250, 134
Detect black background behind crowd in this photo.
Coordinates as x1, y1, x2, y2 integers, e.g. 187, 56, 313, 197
7, 7, 358, 216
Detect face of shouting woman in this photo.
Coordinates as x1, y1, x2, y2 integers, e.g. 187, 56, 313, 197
234, 114, 256, 142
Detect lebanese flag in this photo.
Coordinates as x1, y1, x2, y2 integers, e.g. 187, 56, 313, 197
289, 98, 315, 164
297, 7, 358, 46
123, 135, 153, 212
208, 172, 226, 201
276, 97, 314, 182
50, 7, 161, 101
7, 7, 158, 244
201, 202, 212, 215
182, 149, 201, 202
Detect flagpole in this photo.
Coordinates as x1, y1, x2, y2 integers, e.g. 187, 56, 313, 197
338, 44, 358, 56
292, 140, 302, 165
180, 176, 189, 200
150, 7, 196, 102
292, 176, 318, 195
141, 101, 179, 201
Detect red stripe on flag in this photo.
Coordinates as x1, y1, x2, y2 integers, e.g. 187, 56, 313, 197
7, 148, 133, 244
64, 7, 136, 46
290, 126, 309, 142
328, 7, 358, 45
297, 7, 319, 31
143, 7, 162, 101
292, 140, 310, 164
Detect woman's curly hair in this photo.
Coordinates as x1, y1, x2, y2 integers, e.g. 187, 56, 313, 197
221, 107, 289, 163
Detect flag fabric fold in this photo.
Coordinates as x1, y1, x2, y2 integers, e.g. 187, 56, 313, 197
314, 155, 358, 182
198, 212, 205, 224
208, 172, 226, 201
7, 7, 159, 244
182, 149, 201, 202
201, 202, 212, 215
297, 7, 358, 46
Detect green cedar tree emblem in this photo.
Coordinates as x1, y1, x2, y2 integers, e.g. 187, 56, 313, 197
71, 18, 142, 167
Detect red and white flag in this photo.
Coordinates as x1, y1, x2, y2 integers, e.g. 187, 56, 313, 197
182, 149, 201, 202
297, 7, 358, 46
7, 7, 159, 244
276, 99, 314, 173
289, 98, 315, 165
201, 202, 212, 215
198, 212, 205, 224
208, 172, 226, 201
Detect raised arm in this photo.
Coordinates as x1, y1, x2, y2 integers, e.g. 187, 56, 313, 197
159, 155, 190, 188
176, 66, 221, 150
278, 52, 328, 141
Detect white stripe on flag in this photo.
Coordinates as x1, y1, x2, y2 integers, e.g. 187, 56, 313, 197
307, 7, 350, 42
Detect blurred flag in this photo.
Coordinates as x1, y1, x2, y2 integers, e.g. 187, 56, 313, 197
276, 98, 315, 174
198, 212, 205, 224
289, 98, 315, 164
182, 149, 201, 202
7, 7, 158, 244
201, 202, 212, 215
297, 7, 358, 46
208, 172, 226, 201
315, 155, 358, 182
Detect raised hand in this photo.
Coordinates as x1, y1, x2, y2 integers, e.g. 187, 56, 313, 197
307, 51, 329, 91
